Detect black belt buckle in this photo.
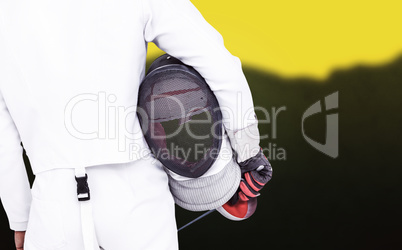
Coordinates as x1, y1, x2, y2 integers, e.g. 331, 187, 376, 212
75, 174, 90, 201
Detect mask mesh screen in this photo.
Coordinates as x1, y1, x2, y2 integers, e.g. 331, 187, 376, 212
138, 59, 222, 178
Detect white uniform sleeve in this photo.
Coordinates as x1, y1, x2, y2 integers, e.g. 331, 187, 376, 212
0, 90, 32, 231
141, 0, 258, 131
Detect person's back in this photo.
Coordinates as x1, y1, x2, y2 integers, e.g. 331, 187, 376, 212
0, 0, 150, 173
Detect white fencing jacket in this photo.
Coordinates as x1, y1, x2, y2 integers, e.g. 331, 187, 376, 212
0, 0, 257, 231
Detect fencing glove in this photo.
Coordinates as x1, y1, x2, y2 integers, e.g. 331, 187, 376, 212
232, 148, 272, 204
217, 123, 273, 220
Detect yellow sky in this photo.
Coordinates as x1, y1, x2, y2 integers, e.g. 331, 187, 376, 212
147, 0, 402, 79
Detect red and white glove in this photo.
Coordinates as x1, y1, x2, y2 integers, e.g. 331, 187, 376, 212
217, 122, 273, 220
234, 148, 272, 203
217, 148, 272, 220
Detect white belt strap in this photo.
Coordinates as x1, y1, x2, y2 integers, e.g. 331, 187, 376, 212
75, 167, 99, 250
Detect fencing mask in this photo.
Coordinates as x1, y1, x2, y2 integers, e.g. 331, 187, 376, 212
137, 54, 241, 211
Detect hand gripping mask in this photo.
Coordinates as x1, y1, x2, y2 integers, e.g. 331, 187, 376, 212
138, 54, 241, 211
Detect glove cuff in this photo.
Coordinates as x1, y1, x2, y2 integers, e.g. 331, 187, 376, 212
225, 122, 260, 163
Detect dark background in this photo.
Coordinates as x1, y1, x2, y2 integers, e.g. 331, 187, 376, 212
1, 55, 401, 249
